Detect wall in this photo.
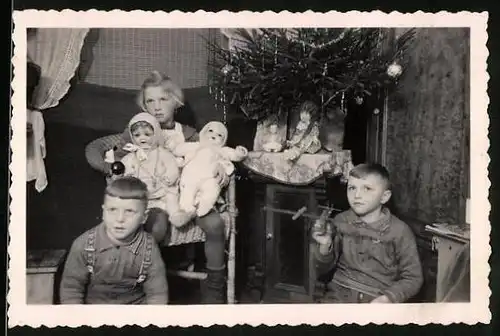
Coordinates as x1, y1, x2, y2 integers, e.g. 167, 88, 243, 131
386, 28, 470, 226
80, 28, 216, 89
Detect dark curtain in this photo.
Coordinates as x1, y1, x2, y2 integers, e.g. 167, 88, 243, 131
386, 28, 470, 226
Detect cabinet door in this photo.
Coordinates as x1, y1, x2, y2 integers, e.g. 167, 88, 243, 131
264, 184, 317, 303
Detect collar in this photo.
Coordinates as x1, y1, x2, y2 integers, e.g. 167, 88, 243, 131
160, 121, 176, 130
345, 207, 392, 233
96, 223, 144, 254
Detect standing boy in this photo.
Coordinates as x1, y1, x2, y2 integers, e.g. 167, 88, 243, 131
60, 176, 169, 304
312, 163, 423, 303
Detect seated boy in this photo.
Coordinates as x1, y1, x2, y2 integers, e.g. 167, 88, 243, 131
312, 163, 423, 303
60, 176, 169, 304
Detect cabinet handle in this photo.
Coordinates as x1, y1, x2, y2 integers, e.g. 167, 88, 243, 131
266, 233, 273, 240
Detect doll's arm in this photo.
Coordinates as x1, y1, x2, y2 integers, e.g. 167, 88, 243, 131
159, 149, 180, 186
120, 154, 138, 177
173, 142, 200, 157
219, 146, 248, 162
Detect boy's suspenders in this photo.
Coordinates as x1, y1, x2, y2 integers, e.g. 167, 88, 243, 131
84, 227, 154, 285
84, 227, 97, 275
135, 233, 153, 285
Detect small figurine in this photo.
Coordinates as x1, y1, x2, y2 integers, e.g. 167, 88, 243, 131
262, 123, 283, 153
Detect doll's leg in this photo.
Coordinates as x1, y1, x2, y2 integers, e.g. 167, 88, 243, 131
164, 192, 193, 228
195, 179, 221, 217
178, 181, 198, 214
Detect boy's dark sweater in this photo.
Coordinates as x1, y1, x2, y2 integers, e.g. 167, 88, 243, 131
314, 208, 423, 303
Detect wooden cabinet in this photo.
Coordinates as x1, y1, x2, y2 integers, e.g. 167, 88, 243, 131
236, 171, 347, 303
425, 224, 470, 302
263, 183, 318, 302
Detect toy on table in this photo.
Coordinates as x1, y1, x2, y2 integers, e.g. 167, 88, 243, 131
262, 123, 283, 153
283, 101, 321, 161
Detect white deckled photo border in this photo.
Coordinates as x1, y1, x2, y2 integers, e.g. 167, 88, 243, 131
9, 10, 490, 327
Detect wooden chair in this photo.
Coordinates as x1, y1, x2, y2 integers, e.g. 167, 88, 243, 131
85, 134, 239, 303
163, 175, 238, 304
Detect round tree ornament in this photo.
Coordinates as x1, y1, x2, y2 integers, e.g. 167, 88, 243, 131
387, 61, 403, 78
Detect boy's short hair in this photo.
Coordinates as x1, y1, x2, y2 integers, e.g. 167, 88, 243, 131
349, 163, 392, 190
136, 70, 184, 111
104, 177, 149, 205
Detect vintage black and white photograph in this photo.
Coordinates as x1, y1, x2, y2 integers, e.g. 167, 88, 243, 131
10, 10, 489, 327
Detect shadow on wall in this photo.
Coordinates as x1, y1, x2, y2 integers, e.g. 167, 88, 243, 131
78, 29, 100, 82
57, 28, 100, 107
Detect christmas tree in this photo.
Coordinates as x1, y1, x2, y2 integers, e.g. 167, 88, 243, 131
207, 28, 415, 122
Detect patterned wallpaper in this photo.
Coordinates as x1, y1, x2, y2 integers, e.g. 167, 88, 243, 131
386, 28, 470, 225
80, 28, 218, 90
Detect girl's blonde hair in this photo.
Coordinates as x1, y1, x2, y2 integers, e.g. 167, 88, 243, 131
136, 71, 185, 111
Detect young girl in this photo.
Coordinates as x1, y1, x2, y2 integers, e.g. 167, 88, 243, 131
85, 71, 230, 304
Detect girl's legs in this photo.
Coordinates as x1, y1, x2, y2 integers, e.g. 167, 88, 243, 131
196, 210, 226, 270
196, 210, 226, 303
144, 207, 169, 243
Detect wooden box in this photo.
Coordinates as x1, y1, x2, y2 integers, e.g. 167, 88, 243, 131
27, 249, 67, 304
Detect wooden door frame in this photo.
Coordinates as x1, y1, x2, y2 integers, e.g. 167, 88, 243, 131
365, 29, 395, 165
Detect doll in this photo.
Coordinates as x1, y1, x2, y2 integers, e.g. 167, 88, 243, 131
284, 101, 322, 160
318, 106, 345, 152
262, 123, 283, 153
173, 121, 248, 217
120, 112, 191, 227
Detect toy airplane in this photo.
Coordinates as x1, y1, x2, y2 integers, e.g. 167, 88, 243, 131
262, 204, 341, 222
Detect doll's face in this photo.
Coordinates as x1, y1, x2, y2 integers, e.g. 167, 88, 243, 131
200, 122, 227, 147
131, 124, 155, 150
300, 109, 311, 123
269, 124, 278, 134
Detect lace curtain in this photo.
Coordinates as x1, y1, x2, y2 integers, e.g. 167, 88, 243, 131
27, 28, 89, 192
29, 28, 89, 110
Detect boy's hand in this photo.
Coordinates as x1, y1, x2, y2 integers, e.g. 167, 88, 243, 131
311, 208, 334, 254
312, 231, 333, 255
370, 295, 391, 303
